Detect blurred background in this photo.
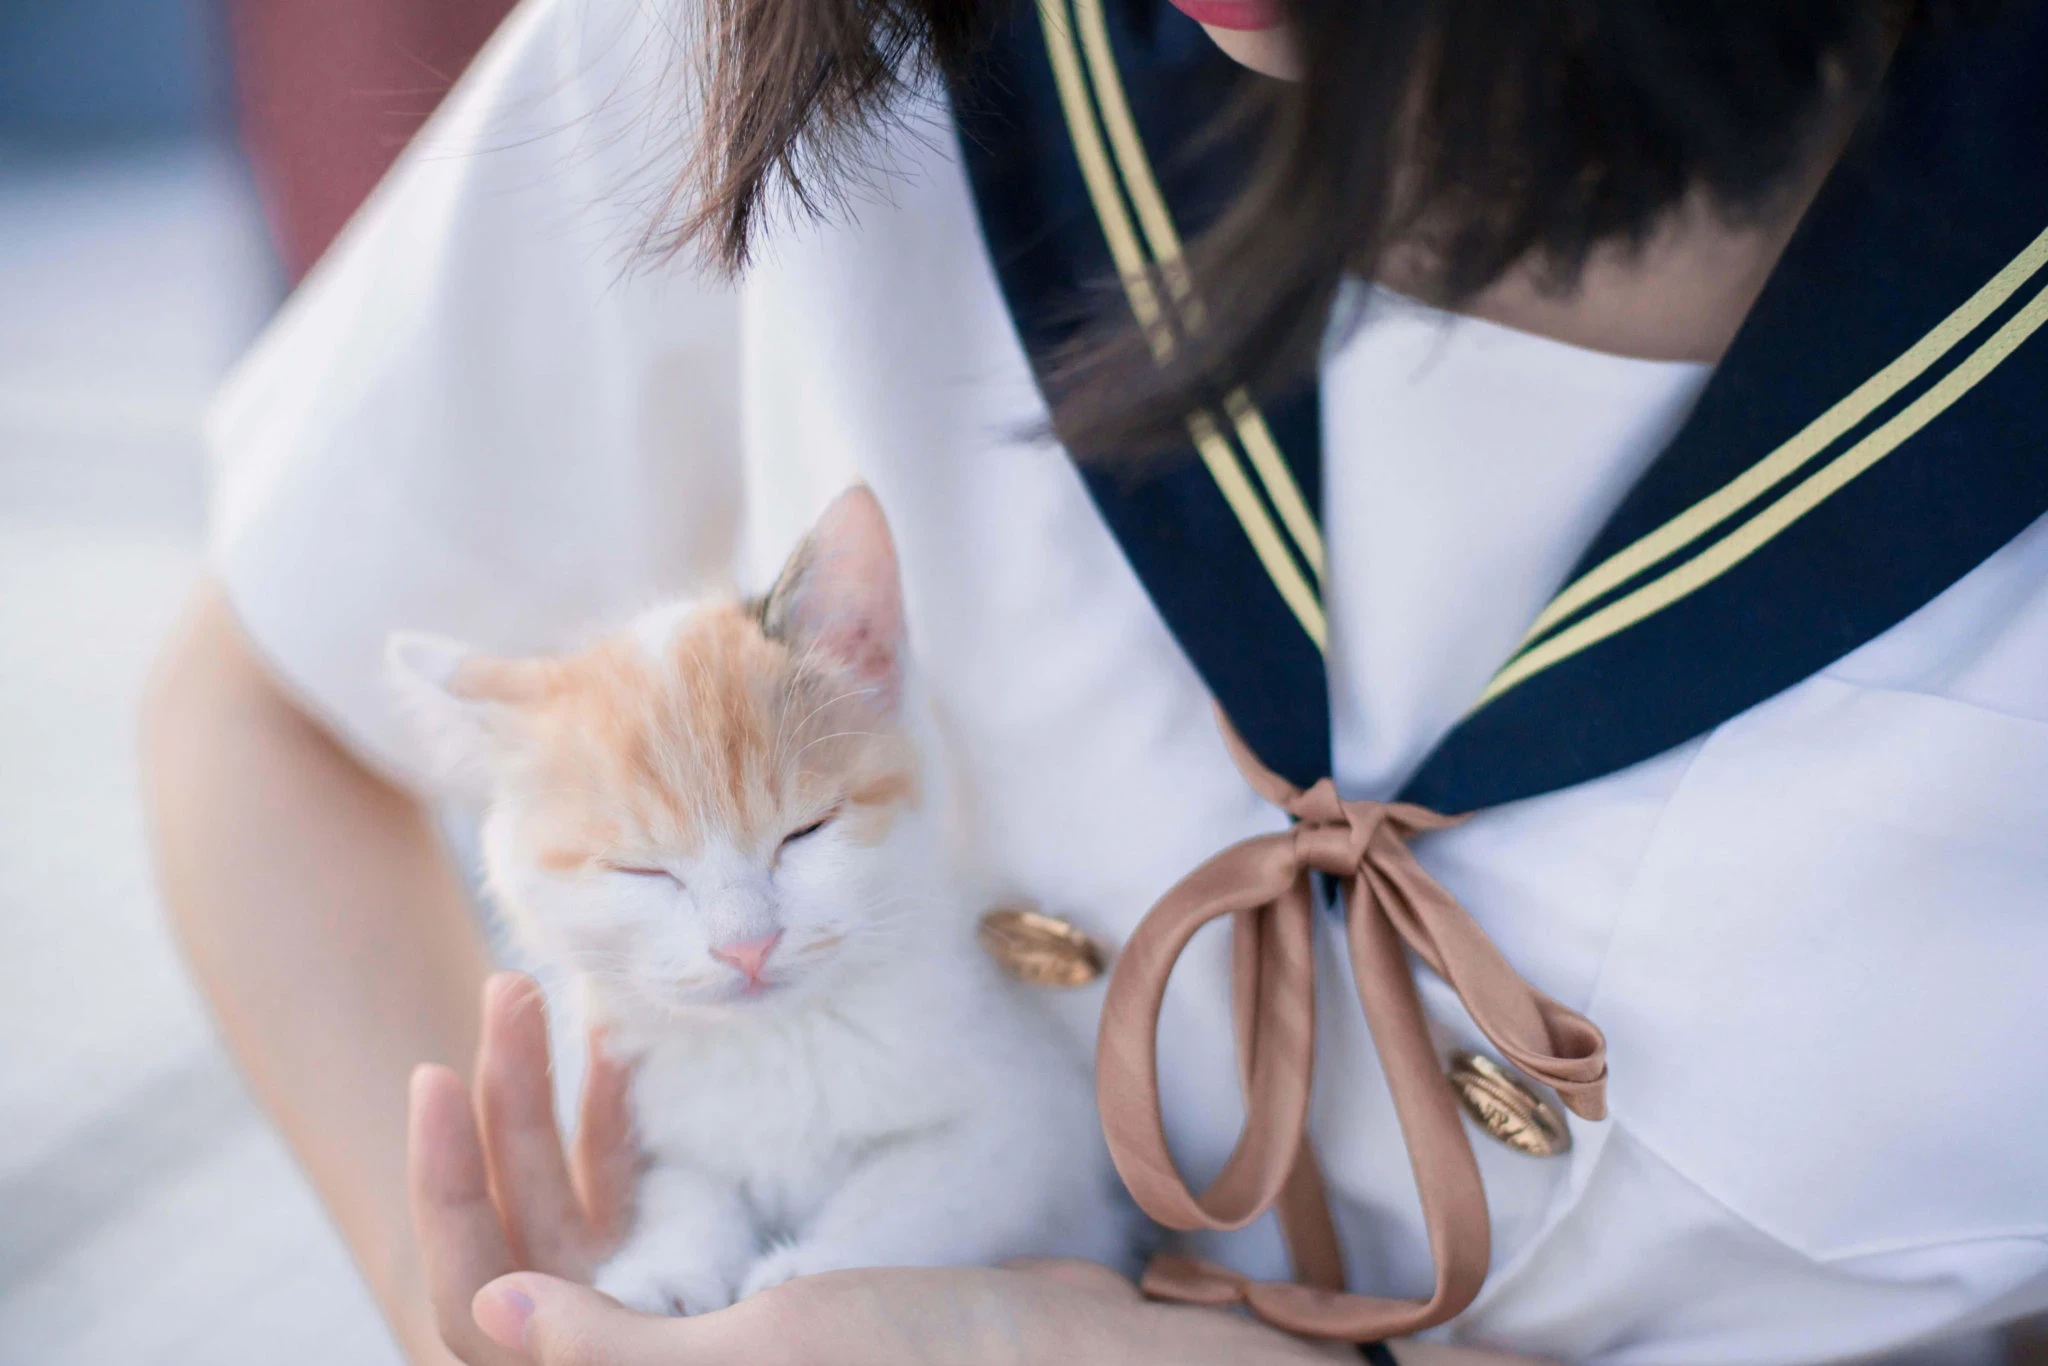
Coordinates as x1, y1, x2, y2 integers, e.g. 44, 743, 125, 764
0, 1, 506, 1360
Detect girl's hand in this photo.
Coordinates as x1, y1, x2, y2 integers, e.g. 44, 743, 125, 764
453, 1260, 1541, 1366
462, 1257, 1359, 1366
410, 973, 1545, 1366
408, 973, 636, 1365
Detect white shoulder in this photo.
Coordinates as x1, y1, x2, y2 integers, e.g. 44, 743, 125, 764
206, 0, 742, 784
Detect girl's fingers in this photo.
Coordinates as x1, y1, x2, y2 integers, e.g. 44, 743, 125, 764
570, 1025, 638, 1244
475, 973, 594, 1277
408, 1064, 524, 1366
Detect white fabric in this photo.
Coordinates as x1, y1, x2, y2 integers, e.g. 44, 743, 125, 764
206, 0, 2048, 1359
1322, 286, 1708, 796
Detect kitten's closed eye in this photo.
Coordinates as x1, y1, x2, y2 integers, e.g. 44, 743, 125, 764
781, 809, 840, 848
606, 863, 680, 884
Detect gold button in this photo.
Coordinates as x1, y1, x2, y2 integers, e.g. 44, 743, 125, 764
1447, 1051, 1572, 1157
978, 907, 1108, 987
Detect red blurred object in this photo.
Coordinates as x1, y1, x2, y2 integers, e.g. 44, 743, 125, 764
223, 0, 519, 281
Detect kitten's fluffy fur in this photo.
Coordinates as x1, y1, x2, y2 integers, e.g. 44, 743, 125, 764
390, 487, 1129, 1312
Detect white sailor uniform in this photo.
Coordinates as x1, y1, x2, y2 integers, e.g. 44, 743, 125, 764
208, 0, 2048, 1358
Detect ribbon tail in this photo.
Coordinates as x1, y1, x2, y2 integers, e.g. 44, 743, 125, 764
1142, 1255, 1253, 1308
1363, 837, 1609, 1122
1336, 869, 1492, 1336
1275, 1135, 1347, 1292
1231, 901, 1349, 1293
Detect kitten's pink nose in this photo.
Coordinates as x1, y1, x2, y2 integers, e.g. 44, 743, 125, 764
711, 932, 783, 984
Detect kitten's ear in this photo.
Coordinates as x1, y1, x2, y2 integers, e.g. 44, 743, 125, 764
385, 631, 551, 789
761, 484, 905, 713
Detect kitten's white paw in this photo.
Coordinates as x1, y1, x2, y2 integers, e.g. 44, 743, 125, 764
593, 1249, 736, 1318
736, 1243, 828, 1301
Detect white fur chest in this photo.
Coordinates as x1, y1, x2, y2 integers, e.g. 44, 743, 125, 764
614, 959, 1005, 1234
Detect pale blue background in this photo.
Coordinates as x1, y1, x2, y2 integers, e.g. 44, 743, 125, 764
0, 3, 405, 1364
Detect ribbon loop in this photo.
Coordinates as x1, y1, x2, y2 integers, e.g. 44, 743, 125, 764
1095, 834, 1316, 1235
1093, 715, 1611, 1341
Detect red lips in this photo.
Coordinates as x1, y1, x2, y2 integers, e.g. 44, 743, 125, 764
1163, 0, 1287, 31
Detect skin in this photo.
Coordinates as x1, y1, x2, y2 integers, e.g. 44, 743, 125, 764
1205, 14, 1863, 366
1197, 22, 1302, 79
145, 585, 490, 1365
142, 20, 1866, 1366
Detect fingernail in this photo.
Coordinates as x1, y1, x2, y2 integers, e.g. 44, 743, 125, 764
474, 1279, 537, 1349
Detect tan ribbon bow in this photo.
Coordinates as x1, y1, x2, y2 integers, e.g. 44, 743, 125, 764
1094, 718, 1609, 1340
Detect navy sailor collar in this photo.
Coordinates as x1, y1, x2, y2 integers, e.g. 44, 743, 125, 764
950, 0, 2048, 811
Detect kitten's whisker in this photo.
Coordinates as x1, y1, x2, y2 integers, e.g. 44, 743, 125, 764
778, 684, 878, 760
795, 933, 848, 955
791, 729, 881, 762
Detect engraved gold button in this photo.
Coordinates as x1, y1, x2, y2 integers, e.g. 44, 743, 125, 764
1447, 1050, 1572, 1157
978, 907, 1108, 987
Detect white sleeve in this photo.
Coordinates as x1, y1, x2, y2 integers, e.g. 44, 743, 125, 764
208, 0, 742, 784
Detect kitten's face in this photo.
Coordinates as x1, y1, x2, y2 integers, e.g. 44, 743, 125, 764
393, 486, 925, 1022
481, 604, 921, 1019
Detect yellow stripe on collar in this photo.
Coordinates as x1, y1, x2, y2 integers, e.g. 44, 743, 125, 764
1069, 0, 1326, 584
1038, 0, 1327, 651
1503, 221, 2048, 666
1478, 245, 2048, 710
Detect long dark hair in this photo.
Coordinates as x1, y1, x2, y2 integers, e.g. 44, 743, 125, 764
662, 0, 1931, 455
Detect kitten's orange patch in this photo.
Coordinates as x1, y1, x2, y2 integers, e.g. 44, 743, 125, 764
795, 932, 847, 956
849, 770, 917, 810
536, 846, 592, 874
495, 602, 918, 863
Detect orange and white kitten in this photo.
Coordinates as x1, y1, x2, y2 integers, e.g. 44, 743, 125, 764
387, 487, 1128, 1313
